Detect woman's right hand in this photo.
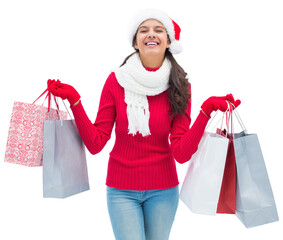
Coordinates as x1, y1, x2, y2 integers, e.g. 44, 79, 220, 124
47, 79, 81, 106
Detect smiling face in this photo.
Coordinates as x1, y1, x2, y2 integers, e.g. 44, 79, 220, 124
134, 19, 170, 60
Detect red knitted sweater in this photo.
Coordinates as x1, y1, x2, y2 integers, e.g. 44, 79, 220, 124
70, 71, 210, 190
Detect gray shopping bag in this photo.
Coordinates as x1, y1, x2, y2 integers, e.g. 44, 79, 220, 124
43, 119, 90, 198
233, 130, 279, 227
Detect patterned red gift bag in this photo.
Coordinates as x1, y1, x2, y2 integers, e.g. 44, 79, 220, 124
4, 90, 67, 167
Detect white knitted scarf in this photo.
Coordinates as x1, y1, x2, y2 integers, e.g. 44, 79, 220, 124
114, 52, 171, 137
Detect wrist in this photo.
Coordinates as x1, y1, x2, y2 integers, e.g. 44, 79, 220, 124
201, 109, 210, 117
68, 91, 81, 106
201, 100, 213, 116
71, 99, 81, 107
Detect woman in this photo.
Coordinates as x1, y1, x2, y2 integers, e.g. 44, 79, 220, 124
48, 8, 240, 240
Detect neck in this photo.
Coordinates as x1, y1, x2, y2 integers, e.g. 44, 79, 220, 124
144, 66, 159, 72
138, 52, 165, 68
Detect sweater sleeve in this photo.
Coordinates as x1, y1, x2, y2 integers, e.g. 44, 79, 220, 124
170, 86, 210, 164
70, 73, 116, 155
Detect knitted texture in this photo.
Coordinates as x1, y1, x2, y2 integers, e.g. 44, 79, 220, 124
49, 80, 81, 106
71, 72, 210, 190
114, 53, 171, 137
201, 94, 241, 116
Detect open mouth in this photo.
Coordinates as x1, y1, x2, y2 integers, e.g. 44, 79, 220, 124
145, 42, 159, 46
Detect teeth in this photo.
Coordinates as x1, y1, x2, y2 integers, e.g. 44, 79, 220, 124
146, 42, 158, 46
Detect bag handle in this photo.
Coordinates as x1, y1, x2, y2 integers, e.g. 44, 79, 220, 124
32, 88, 49, 105
206, 100, 247, 137
61, 99, 73, 120
49, 93, 75, 127
205, 101, 233, 137
229, 102, 248, 134
49, 94, 62, 123
33, 88, 51, 110
226, 101, 233, 138
33, 86, 60, 114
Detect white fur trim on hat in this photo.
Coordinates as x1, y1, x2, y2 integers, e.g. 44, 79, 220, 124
129, 8, 182, 54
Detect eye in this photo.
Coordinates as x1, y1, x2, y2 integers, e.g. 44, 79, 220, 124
139, 29, 147, 33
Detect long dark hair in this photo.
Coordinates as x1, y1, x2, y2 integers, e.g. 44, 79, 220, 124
120, 48, 191, 119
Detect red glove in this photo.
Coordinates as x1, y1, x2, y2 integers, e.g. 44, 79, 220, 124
47, 79, 81, 106
201, 94, 241, 116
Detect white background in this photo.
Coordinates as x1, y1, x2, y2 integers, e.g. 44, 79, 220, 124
0, 0, 282, 239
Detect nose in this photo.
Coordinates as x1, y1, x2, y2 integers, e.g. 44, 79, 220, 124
147, 29, 156, 38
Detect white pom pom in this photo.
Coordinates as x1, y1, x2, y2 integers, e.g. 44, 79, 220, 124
169, 40, 183, 54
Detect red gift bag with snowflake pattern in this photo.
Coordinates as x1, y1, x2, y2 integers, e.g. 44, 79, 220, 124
4, 90, 67, 167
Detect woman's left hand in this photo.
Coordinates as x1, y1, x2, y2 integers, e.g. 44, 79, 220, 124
201, 94, 241, 116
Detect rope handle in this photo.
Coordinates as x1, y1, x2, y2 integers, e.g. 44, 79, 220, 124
229, 102, 248, 134
206, 100, 247, 137
205, 100, 233, 137
32, 87, 60, 113
49, 93, 76, 128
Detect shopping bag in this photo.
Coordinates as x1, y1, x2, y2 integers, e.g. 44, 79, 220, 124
233, 131, 279, 227
4, 90, 67, 167
42, 99, 90, 198
180, 109, 230, 215
229, 107, 279, 227
216, 135, 236, 214
180, 103, 236, 215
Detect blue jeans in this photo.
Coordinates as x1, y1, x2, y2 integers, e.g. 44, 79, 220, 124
107, 185, 179, 240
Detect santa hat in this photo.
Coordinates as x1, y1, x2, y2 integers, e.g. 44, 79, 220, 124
129, 8, 182, 54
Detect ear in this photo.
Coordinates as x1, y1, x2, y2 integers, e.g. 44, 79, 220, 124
134, 42, 139, 50
166, 38, 171, 48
